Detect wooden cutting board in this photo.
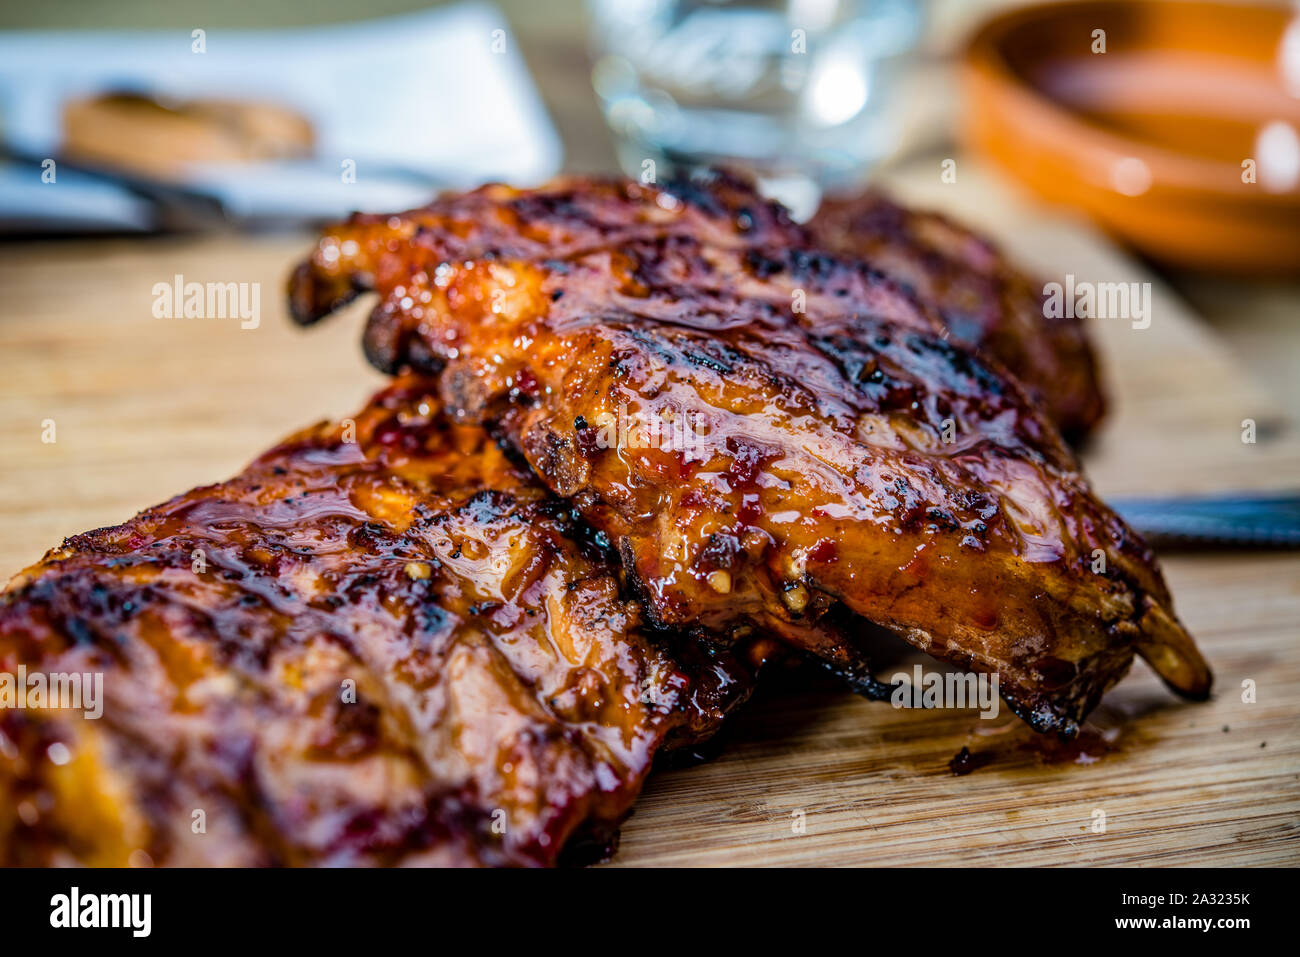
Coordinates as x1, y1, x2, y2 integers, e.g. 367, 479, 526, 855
1, 167, 1296, 866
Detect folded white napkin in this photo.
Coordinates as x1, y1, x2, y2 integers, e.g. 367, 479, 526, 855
0, 2, 563, 230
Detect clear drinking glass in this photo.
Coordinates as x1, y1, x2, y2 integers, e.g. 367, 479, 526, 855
588, 0, 923, 217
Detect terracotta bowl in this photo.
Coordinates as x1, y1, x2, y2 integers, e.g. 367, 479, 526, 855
963, 0, 1300, 275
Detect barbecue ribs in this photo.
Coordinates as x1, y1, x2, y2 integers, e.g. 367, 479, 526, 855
289, 173, 1210, 735
0, 377, 768, 866
809, 191, 1106, 442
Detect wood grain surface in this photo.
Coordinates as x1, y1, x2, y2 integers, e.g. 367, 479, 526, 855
1, 166, 1296, 867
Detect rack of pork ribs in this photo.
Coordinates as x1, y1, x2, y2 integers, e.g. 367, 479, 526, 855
0, 171, 1209, 867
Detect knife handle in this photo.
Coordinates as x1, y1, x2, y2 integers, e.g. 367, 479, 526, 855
1110, 492, 1300, 548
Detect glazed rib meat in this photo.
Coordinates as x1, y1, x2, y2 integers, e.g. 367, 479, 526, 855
289, 173, 1210, 735
810, 191, 1105, 441
0, 377, 768, 866
290, 170, 1101, 439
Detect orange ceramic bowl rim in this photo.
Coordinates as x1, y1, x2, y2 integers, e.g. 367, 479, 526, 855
963, 0, 1300, 212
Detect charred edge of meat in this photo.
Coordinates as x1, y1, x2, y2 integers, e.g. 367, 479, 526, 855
820, 658, 896, 702
287, 260, 363, 326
